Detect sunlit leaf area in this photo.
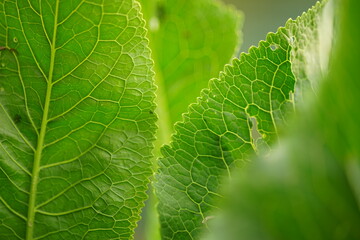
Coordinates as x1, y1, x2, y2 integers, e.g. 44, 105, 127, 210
0, 0, 359, 239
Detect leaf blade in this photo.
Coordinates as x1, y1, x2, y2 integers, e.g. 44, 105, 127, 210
0, 1, 156, 239
205, 1, 360, 239
155, 1, 332, 239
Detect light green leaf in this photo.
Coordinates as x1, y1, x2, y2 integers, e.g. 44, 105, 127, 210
136, 1, 242, 239
204, 0, 360, 239
138, 0, 242, 144
0, 1, 156, 239
155, 1, 333, 239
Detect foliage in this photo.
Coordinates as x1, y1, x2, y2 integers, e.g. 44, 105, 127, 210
155, 1, 334, 239
138, 0, 242, 147
205, 0, 360, 239
0, 0, 358, 240
0, 1, 155, 239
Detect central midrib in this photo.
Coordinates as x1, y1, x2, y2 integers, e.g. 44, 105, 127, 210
26, 1, 60, 239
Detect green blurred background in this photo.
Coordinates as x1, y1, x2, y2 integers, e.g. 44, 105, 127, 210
223, 0, 317, 51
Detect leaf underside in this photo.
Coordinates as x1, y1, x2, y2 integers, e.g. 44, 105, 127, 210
155, 1, 332, 239
0, 0, 156, 239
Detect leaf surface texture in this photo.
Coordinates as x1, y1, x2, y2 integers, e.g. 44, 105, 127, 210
205, 0, 360, 239
155, 1, 333, 239
0, 0, 156, 239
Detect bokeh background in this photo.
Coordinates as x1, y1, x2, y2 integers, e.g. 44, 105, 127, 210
223, 0, 317, 51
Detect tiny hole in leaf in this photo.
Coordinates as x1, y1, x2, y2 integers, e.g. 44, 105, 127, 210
270, 44, 278, 51
289, 36, 296, 45
202, 215, 215, 224
13, 37, 18, 43
249, 117, 262, 141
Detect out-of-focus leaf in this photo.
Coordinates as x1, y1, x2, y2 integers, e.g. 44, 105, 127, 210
205, 0, 360, 239
139, 0, 242, 144
155, 1, 333, 239
0, 1, 156, 239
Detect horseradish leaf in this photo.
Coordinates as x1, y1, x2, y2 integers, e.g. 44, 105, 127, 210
0, 1, 156, 239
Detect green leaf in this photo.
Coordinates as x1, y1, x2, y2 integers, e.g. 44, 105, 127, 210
204, 0, 360, 239
0, 1, 156, 239
136, 1, 242, 239
138, 0, 242, 144
155, 1, 333, 239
